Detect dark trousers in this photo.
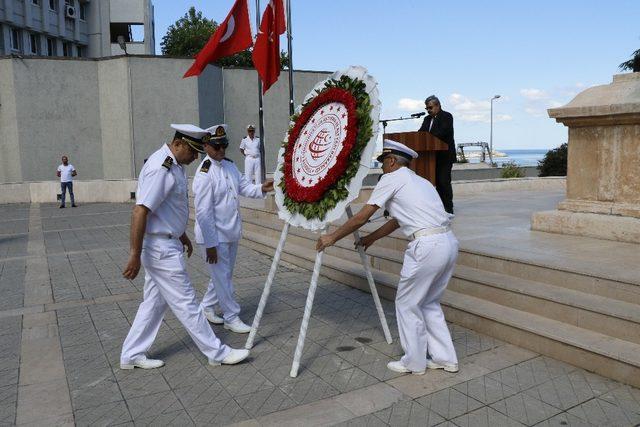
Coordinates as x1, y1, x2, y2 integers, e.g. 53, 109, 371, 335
435, 158, 454, 214
61, 182, 75, 207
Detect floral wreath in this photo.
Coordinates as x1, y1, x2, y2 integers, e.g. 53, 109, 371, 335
278, 75, 374, 222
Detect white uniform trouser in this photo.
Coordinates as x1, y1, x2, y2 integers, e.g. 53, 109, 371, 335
244, 156, 261, 184
121, 237, 230, 364
396, 231, 459, 372
199, 242, 241, 323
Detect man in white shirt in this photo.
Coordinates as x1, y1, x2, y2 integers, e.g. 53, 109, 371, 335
316, 139, 459, 375
120, 124, 249, 370
56, 155, 77, 208
193, 124, 274, 333
239, 125, 262, 184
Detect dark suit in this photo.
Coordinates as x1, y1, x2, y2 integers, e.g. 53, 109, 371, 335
419, 110, 455, 214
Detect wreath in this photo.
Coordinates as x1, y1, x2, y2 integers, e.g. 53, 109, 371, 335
277, 75, 374, 221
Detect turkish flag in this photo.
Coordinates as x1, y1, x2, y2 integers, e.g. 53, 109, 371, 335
252, 0, 286, 93
184, 0, 253, 78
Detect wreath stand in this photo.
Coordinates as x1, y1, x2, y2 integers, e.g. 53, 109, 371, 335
245, 205, 392, 377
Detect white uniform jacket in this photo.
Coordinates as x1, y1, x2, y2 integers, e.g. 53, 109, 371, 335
136, 144, 189, 237
193, 156, 264, 248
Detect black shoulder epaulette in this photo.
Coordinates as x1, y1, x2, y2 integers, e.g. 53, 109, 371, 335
162, 156, 173, 170
200, 159, 211, 173
223, 157, 234, 163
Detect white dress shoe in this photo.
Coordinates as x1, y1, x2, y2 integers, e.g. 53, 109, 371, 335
120, 357, 164, 370
426, 359, 459, 373
224, 319, 251, 334
386, 360, 425, 375
209, 348, 250, 366
203, 309, 224, 325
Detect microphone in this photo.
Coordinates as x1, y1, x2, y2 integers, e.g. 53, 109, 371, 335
411, 112, 426, 118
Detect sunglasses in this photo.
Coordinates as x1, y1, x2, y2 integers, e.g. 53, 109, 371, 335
211, 143, 229, 150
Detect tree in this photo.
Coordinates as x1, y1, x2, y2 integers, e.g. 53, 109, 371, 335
161, 7, 289, 69
538, 143, 568, 177
619, 48, 640, 72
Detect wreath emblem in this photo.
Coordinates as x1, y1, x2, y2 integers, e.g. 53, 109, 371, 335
277, 73, 377, 224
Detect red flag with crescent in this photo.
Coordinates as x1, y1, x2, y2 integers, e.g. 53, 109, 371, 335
252, 0, 286, 93
183, 0, 253, 78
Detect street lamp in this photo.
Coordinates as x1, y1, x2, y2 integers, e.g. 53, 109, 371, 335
490, 95, 501, 159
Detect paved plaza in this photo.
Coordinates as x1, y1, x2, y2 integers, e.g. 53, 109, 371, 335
1, 202, 639, 426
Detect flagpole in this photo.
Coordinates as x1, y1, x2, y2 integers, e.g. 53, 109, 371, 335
286, 0, 294, 116
255, 0, 267, 182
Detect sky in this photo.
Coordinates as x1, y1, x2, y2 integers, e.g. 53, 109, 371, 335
153, 0, 640, 150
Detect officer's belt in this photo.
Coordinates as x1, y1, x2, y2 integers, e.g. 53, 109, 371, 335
145, 233, 176, 240
410, 226, 450, 240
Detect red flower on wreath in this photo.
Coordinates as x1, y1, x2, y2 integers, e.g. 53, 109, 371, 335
283, 88, 358, 202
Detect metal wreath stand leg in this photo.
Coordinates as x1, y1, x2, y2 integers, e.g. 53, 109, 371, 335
245, 207, 393, 378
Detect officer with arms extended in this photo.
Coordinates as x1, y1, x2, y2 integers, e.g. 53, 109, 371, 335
120, 124, 249, 369
239, 124, 262, 184
316, 139, 459, 375
193, 124, 274, 333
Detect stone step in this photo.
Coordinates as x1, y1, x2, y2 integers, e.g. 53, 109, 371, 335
240, 207, 640, 305
451, 265, 640, 344
240, 228, 640, 387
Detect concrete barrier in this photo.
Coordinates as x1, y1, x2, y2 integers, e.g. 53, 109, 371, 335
0, 180, 138, 204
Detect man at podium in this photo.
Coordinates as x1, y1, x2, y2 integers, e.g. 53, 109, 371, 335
419, 95, 456, 214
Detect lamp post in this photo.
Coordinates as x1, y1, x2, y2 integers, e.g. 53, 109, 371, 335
490, 95, 501, 159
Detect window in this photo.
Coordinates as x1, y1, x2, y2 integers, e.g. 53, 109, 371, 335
47, 38, 56, 56
79, 2, 86, 20
64, 0, 73, 5
10, 28, 21, 52
29, 33, 40, 55
76, 46, 84, 57
32, 0, 40, 5
62, 41, 72, 57
49, 0, 57, 11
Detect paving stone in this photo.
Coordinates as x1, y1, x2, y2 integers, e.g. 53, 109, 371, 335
598, 385, 640, 417
115, 369, 171, 399
133, 409, 195, 426
416, 388, 484, 420
234, 386, 298, 417
208, 363, 274, 397
534, 411, 597, 426
523, 369, 618, 411
490, 391, 562, 426
73, 400, 132, 426
173, 376, 231, 408
126, 390, 184, 420
69, 374, 122, 410
306, 353, 354, 377
186, 397, 251, 425
320, 366, 379, 393
450, 405, 526, 426
454, 374, 519, 405
278, 374, 340, 405
567, 397, 640, 426
332, 413, 389, 427
372, 399, 445, 426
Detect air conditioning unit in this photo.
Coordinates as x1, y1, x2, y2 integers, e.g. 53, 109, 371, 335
65, 5, 76, 18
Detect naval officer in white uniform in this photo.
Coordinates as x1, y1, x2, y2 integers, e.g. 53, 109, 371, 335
316, 139, 459, 375
239, 124, 262, 184
193, 124, 274, 333
120, 124, 249, 369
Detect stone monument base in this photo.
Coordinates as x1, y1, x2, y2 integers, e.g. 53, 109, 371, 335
532, 202, 640, 243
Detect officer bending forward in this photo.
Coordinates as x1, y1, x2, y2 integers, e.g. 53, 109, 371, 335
316, 139, 459, 375
120, 124, 249, 370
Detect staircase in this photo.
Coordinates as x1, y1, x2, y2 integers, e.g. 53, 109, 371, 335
239, 202, 640, 387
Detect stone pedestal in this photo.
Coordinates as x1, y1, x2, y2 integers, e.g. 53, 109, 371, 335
531, 72, 640, 243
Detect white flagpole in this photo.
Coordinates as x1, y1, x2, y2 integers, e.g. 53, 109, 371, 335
255, 0, 266, 183
286, 0, 294, 116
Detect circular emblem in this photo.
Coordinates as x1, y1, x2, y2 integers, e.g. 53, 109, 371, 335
282, 87, 358, 203
292, 102, 347, 188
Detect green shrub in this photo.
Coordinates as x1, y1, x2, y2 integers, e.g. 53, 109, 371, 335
500, 161, 525, 178
538, 143, 568, 176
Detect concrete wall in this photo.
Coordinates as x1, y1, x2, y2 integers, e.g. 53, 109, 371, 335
12, 57, 103, 182
0, 56, 330, 184
222, 68, 332, 173
0, 59, 22, 183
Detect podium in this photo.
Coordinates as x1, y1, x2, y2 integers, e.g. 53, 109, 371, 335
383, 131, 449, 185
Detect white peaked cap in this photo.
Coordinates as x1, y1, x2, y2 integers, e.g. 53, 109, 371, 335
205, 124, 228, 140
377, 139, 419, 162
170, 124, 209, 140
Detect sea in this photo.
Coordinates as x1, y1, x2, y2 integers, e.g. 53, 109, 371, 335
466, 149, 548, 167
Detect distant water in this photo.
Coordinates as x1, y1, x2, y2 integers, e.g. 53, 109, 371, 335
465, 149, 548, 167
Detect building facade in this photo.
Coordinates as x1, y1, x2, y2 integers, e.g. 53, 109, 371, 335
0, 0, 154, 58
